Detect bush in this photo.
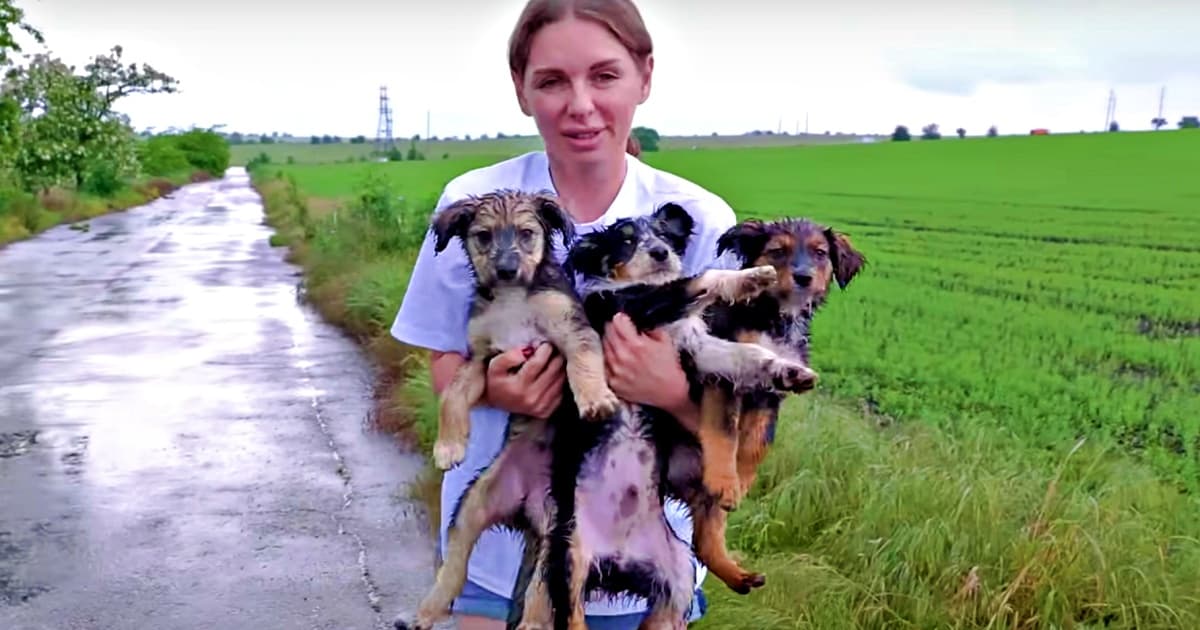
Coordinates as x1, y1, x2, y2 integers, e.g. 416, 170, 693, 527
81, 159, 126, 196
138, 135, 192, 176
892, 125, 911, 141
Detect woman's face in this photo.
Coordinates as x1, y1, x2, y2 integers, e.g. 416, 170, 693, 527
514, 15, 652, 165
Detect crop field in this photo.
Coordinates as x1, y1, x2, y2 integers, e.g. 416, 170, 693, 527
257, 129, 1200, 628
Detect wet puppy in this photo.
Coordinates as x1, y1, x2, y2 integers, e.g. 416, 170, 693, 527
566, 204, 817, 600
687, 217, 866, 591
528, 203, 816, 630
395, 189, 618, 630
426, 189, 620, 470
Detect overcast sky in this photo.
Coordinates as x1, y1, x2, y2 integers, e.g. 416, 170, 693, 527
11, 0, 1200, 138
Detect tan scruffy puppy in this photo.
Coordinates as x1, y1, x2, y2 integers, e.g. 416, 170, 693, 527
427, 189, 620, 470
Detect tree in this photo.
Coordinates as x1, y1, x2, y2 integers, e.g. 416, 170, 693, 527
631, 126, 659, 152
1109, 121, 1120, 132
3, 45, 176, 192
956, 127, 966, 139
891, 125, 910, 141
1180, 116, 1199, 129
987, 125, 998, 137
1151, 117, 1168, 130
81, 45, 178, 108
1, 0, 43, 68
921, 123, 941, 140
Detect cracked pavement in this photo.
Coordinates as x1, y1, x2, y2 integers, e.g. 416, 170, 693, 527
0, 168, 438, 630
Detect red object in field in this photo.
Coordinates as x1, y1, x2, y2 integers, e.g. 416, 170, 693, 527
1030, 128, 1049, 135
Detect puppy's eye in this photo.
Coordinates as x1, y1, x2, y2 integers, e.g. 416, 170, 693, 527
473, 231, 492, 245
765, 247, 786, 258
814, 248, 828, 258
520, 228, 535, 240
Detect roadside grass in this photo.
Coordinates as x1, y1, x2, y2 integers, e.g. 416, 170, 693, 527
249, 132, 1200, 628
0, 172, 203, 247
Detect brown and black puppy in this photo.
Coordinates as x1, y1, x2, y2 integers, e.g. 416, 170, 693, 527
395, 189, 619, 630
427, 189, 620, 470
686, 217, 866, 591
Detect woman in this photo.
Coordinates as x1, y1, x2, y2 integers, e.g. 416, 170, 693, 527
390, 0, 738, 627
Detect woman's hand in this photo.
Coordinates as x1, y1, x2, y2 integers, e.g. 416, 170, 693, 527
602, 313, 698, 428
483, 343, 565, 419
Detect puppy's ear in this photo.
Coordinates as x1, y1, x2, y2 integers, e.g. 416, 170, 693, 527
824, 227, 866, 289
430, 197, 478, 253
534, 193, 576, 248
652, 202, 695, 255
716, 220, 768, 264
565, 234, 607, 278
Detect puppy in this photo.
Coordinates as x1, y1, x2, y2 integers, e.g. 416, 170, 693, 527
394, 189, 618, 630
426, 189, 620, 470
566, 204, 817, 599
526, 203, 816, 629
685, 217, 866, 590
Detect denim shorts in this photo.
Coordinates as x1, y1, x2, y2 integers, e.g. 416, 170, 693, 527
451, 579, 708, 628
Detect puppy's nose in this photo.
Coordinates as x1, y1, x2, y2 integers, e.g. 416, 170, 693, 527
649, 246, 669, 262
792, 272, 813, 287
497, 268, 516, 280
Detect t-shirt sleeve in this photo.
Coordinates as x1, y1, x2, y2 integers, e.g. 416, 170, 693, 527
389, 188, 475, 355
681, 195, 740, 274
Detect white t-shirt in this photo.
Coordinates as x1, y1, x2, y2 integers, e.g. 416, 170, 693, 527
390, 150, 737, 616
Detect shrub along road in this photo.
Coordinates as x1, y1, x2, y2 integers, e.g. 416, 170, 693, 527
0, 167, 436, 630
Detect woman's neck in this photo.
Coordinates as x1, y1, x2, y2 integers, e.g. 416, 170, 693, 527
547, 151, 627, 224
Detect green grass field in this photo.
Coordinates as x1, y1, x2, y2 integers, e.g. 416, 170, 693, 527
253, 129, 1200, 629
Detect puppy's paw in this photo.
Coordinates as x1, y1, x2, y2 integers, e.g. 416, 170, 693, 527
392, 617, 432, 630
726, 571, 767, 595
433, 439, 467, 470
739, 265, 778, 298
577, 386, 620, 421
771, 360, 818, 394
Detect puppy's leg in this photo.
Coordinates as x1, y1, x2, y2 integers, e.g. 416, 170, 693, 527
686, 265, 777, 307
680, 327, 817, 396
408, 445, 527, 629
515, 536, 553, 630
736, 405, 779, 497
564, 529, 591, 630
697, 386, 741, 511
692, 500, 765, 594
531, 290, 619, 421
435, 356, 487, 469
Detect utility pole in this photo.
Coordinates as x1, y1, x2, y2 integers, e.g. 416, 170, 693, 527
1104, 89, 1116, 131
426, 110, 431, 141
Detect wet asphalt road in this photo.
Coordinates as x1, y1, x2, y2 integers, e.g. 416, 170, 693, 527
0, 168, 438, 629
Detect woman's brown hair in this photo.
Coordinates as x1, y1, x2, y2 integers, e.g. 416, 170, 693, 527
508, 0, 653, 157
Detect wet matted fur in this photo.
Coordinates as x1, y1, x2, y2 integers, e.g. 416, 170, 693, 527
426, 188, 620, 470
520, 203, 818, 630
688, 216, 867, 592
394, 189, 620, 630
